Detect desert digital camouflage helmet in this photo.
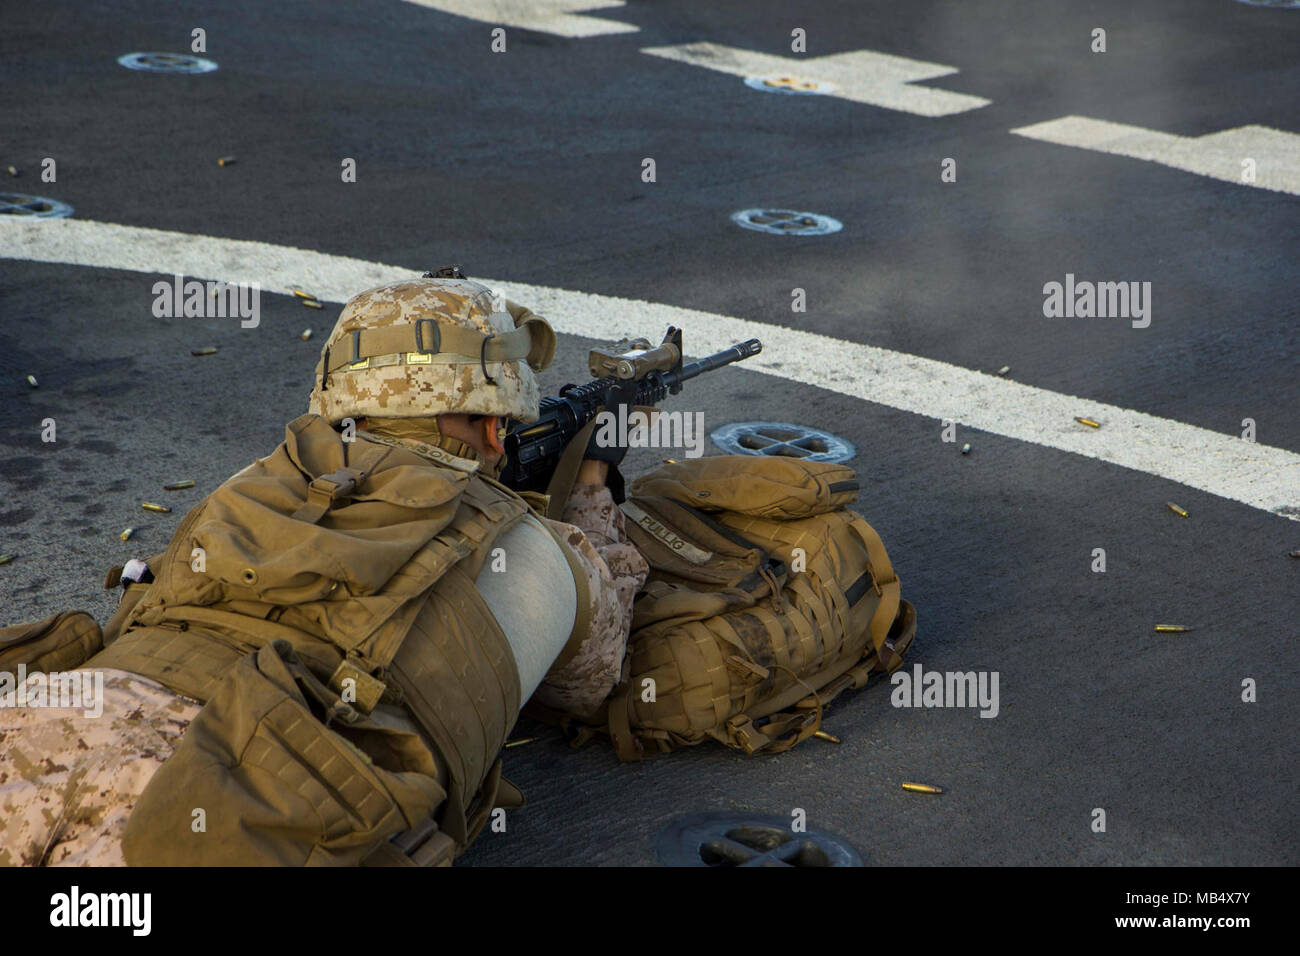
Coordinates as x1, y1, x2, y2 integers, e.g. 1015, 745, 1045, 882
308, 274, 556, 424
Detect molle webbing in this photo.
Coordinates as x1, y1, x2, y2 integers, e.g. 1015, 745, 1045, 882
89, 619, 252, 703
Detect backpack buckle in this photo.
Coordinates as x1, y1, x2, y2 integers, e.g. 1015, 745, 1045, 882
724, 714, 765, 755
292, 469, 363, 523
328, 658, 387, 714
309, 470, 358, 501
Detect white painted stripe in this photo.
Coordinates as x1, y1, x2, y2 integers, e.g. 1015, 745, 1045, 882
1011, 116, 1300, 197
641, 42, 991, 117
2, 217, 1296, 520
402, 0, 636, 38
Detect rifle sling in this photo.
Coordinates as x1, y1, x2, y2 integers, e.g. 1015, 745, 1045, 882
544, 417, 602, 520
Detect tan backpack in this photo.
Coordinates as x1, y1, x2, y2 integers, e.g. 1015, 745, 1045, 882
585, 455, 915, 759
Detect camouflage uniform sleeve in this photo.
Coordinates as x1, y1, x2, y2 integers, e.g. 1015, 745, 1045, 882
531, 483, 649, 721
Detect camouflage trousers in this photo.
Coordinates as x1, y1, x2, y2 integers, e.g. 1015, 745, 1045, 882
0, 668, 200, 867
533, 483, 650, 720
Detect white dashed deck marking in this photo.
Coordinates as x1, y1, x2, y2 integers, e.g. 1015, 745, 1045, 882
1011, 117, 1300, 197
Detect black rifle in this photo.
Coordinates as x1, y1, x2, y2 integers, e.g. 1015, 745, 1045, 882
500, 327, 762, 495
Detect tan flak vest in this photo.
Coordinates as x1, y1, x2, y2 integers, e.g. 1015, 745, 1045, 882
88, 413, 589, 866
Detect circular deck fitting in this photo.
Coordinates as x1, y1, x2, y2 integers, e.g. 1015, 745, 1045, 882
0, 193, 74, 219
655, 812, 863, 868
731, 208, 842, 236
711, 421, 855, 463
117, 52, 219, 74
743, 75, 834, 96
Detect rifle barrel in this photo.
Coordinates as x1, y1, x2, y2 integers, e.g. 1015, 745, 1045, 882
671, 338, 763, 386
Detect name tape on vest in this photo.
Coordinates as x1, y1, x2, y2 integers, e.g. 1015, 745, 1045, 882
621, 501, 714, 565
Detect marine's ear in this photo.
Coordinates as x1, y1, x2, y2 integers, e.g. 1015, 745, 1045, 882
478, 416, 507, 456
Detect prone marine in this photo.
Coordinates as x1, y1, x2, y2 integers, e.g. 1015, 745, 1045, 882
0, 273, 649, 866
0, 269, 916, 866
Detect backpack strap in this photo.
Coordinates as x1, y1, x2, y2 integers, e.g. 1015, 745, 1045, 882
606, 681, 644, 760
846, 519, 904, 672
